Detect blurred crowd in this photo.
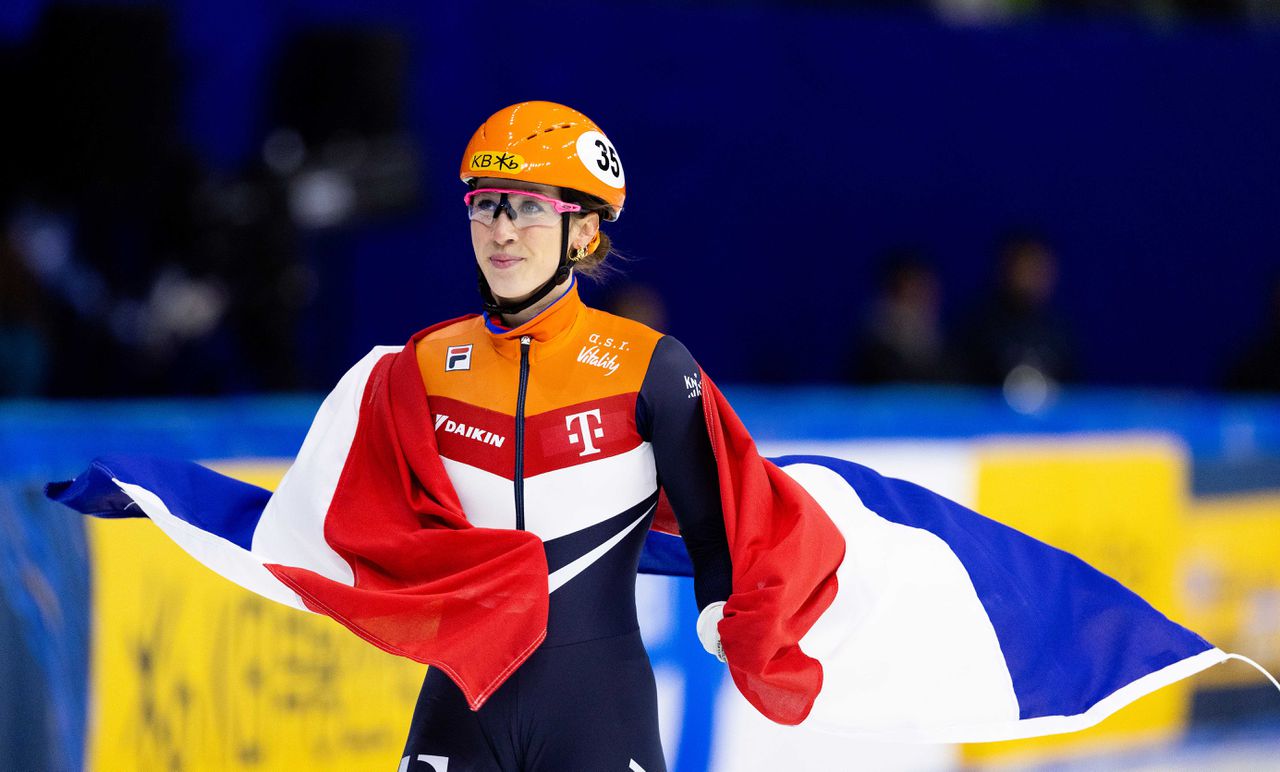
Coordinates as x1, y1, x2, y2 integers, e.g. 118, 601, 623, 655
2, 2, 1278, 400
601, 235, 1280, 403
696, 0, 1280, 22
834, 239, 1280, 398
0, 4, 417, 397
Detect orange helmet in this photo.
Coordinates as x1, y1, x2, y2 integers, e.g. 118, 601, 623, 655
460, 101, 626, 220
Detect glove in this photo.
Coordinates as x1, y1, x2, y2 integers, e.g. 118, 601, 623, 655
696, 601, 727, 663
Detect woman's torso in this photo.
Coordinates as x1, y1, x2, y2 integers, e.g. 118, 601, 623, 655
415, 283, 669, 646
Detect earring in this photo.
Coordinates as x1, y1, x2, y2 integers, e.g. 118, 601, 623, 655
571, 246, 588, 262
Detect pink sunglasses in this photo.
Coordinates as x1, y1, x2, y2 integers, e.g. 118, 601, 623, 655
463, 188, 583, 214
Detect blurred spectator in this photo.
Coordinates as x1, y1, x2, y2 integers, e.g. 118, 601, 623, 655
0, 227, 49, 396
955, 232, 1076, 391
844, 250, 954, 384
602, 283, 669, 333
0, 4, 330, 397
1226, 276, 1280, 392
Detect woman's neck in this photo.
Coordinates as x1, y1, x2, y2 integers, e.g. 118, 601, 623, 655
498, 275, 574, 328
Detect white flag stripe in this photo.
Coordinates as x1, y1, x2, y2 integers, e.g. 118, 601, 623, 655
251, 346, 399, 584
783, 463, 1019, 736
114, 479, 308, 611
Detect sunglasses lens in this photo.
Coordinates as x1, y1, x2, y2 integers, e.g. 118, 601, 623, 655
467, 191, 567, 228
467, 192, 501, 224
510, 194, 558, 226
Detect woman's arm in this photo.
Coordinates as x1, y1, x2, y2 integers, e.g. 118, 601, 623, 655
636, 336, 733, 612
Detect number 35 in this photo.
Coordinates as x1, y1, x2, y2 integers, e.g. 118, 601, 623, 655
594, 139, 620, 177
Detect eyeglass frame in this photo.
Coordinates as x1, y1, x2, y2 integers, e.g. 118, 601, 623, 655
463, 187, 583, 228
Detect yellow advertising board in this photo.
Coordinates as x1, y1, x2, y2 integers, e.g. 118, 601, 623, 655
962, 437, 1190, 766
87, 461, 424, 772
1182, 492, 1280, 687
83, 444, 1275, 771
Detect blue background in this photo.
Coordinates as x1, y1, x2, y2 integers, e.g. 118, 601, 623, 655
4, 1, 1279, 388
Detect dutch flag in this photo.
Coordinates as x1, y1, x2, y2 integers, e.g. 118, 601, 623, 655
47, 338, 1271, 742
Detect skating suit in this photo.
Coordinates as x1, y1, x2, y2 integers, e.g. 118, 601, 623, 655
400, 279, 731, 772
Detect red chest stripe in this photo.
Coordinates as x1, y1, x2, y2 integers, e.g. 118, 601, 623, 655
429, 397, 515, 476
524, 393, 641, 477
430, 393, 642, 480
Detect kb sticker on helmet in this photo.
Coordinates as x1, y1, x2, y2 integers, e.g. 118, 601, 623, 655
469, 151, 525, 173
576, 131, 625, 188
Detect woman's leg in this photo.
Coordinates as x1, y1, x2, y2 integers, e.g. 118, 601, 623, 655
400, 667, 512, 771
520, 630, 667, 772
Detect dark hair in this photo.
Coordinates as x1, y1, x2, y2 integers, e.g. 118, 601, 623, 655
572, 230, 614, 279
563, 189, 619, 281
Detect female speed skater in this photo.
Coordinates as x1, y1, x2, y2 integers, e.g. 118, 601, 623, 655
398, 100, 733, 771
50, 98, 1228, 772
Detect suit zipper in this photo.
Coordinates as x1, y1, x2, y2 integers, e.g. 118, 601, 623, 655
514, 335, 531, 531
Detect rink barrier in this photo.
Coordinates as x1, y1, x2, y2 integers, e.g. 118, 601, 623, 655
3, 389, 1280, 770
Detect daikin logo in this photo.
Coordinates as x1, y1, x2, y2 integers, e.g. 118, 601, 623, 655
434, 414, 505, 448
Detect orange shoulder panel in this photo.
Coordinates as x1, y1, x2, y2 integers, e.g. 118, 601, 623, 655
520, 308, 664, 415
416, 317, 522, 416
414, 308, 670, 418
420, 315, 484, 344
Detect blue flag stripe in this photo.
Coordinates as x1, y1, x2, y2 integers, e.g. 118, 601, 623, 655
48, 456, 270, 551
773, 454, 1215, 721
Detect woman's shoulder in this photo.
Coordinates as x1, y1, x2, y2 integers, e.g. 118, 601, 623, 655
414, 314, 486, 345
581, 306, 669, 351
580, 307, 703, 383
399, 315, 486, 377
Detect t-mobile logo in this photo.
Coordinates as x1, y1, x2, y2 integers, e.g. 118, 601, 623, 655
565, 409, 604, 456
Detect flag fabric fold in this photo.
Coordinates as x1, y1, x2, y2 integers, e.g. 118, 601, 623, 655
52, 333, 551, 711
698, 376, 1225, 741
49, 341, 1230, 741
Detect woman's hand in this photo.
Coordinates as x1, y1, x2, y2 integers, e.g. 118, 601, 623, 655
696, 601, 727, 663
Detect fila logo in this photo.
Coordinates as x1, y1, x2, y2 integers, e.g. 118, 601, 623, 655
445, 345, 472, 372
399, 754, 449, 772
565, 409, 605, 457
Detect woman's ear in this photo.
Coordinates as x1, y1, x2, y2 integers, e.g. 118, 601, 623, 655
572, 212, 601, 249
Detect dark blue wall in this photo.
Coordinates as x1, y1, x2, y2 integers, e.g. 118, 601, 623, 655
6, 1, 1279, 387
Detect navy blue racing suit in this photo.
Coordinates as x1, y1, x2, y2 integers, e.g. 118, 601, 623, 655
401, 284, 731, 771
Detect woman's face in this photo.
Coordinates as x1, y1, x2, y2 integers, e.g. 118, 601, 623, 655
470, 178, 599, 303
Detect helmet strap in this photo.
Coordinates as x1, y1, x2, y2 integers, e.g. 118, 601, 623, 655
478, 212, 574, 319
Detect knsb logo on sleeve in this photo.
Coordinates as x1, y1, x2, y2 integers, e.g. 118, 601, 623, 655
684, 372, 702, 399
445, 345, 472, 372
